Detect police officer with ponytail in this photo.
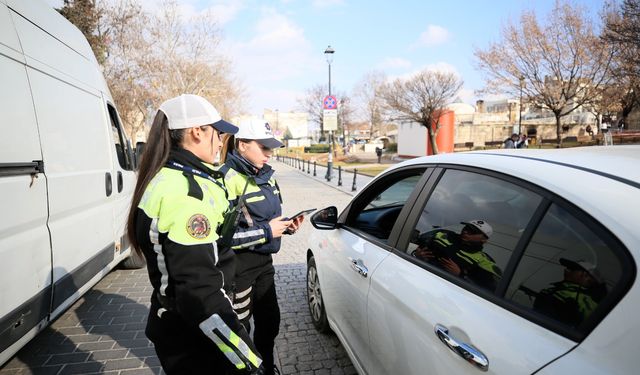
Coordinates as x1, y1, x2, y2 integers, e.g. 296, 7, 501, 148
127, 94, 263, 374
219, 118, 303, 375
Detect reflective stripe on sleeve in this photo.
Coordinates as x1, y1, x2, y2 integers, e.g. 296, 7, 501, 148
233, 229, 265, 239
212, 240, 219, 265
199, 314, 262, 370
232, 238, 266, 249
150, 218, 170, 296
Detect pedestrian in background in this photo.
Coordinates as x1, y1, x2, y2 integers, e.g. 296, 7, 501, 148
127, 94, 263, 374
504, 133, 519, 149
219, 118, 304, 375
517, 134, 528, 148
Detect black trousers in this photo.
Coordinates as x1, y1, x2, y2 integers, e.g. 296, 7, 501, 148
146, 308, 238, 374
233, 267, 280, 373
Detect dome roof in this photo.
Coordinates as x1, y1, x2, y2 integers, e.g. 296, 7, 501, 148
447, 101, 475, 115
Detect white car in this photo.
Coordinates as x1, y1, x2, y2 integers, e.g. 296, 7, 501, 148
306, 146, 640, 375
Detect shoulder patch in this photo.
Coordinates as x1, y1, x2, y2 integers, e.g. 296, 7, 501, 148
186, 214, 211, 239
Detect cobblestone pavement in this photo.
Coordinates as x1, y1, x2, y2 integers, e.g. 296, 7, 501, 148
0, 160, 362, 375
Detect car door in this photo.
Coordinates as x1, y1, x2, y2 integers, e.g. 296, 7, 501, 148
317, 167, 429, 372
366, 166, 633, 374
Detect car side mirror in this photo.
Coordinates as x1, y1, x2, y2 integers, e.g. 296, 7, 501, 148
311, 206, 338, 230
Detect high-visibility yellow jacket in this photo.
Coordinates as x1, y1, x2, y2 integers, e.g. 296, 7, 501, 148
134, 148, 261, 371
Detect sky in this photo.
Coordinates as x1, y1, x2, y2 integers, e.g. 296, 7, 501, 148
45, 0, 605, 117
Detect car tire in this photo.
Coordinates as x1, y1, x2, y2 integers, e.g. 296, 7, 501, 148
121, 248, 146, 269
307, 256, 330, 333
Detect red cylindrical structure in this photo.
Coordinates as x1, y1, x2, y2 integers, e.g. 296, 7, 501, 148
426, 110, 455, 155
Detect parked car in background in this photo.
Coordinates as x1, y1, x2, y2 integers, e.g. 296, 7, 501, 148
0, 0, 142, 365
306, 146, 640, 375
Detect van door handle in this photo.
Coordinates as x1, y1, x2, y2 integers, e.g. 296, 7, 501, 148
434, 324, 488, 371
105, 172, 113, 197
117, 171, 123, 193
348, 257, 368, 278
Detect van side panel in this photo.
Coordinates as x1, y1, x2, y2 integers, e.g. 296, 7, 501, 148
0, 5, 52, 354
27, 66, 117, 305
0, 53, 42, 164
10, 10, 103, 95
15, 4, 118, 309
6, 0, 98, 65
0, 1, 21, 54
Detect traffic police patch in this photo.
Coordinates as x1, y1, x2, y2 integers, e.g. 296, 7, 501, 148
187, 214, 211, 239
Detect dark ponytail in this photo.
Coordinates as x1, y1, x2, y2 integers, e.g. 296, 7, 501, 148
126, 110, 184, 254
219, 134, 237, 164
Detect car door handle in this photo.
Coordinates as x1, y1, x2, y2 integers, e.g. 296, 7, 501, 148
117, 171, 123, 193
348, 257, 368, 278
105, 172, 112, 197
434, 324, 488, 371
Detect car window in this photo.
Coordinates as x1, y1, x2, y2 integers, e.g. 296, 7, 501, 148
107, 103, 133, 171
348, 171, 424, 241
506, 203, 624, 330
407, 169, 542, 292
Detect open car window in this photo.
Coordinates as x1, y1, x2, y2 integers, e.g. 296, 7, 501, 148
347, 171, 425, 242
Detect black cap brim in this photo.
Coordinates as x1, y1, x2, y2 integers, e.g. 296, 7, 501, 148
212, 119, 238, 134
256, 138, 284, 149
559, 258, 583, 270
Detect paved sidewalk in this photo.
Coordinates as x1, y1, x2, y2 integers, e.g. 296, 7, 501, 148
0, 161, 358, 375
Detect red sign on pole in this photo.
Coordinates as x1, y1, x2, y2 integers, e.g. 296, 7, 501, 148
323, 95, 338, 110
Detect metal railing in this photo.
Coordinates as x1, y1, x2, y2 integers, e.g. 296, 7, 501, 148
276, 154, 362, 192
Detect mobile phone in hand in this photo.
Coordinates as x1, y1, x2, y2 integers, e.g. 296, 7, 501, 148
284, 208, 317, 221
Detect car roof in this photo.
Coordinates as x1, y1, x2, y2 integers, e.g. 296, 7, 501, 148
395, 145, 640, 187
385, 145, 640, 250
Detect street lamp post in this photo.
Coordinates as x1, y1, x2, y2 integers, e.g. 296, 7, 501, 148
518, 76, 524, 135
324, 45, 335, 181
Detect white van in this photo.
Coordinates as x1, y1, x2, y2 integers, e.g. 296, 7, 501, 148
0, 0, 142, 365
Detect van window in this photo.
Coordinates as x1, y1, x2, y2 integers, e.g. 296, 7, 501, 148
107, 104, 133, 171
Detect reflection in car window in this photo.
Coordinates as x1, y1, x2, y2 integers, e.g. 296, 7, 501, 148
408, 169, 542, 291
351, 173, 423, 241
507, 204, 622, 328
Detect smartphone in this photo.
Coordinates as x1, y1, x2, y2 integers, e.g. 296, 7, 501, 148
284, 208, 317, 221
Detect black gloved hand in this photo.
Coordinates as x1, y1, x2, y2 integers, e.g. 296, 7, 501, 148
249, 363, 266, 375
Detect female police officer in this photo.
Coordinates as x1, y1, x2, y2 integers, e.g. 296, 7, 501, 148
127, 94, 263, 374
219, 118, 303, 375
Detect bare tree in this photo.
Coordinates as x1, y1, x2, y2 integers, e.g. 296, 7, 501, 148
296, 84, 326, 135
95, 0, 244, 141
354, 71, 387, 139
475, 1, 614, 146
604, 0, 640, 77
381, 70, 462, 155
338, 96, 355, 146
58, 0, 107, 65
602, 0, 640, 127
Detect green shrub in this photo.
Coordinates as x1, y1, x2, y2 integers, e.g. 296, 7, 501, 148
304, 144, 330, 153
385, 143, 397, 152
